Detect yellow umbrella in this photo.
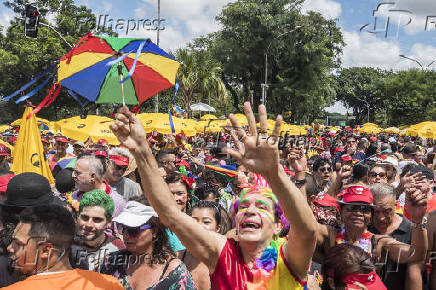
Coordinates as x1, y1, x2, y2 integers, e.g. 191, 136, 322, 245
200, 114, 217, 120
359, 126, 382, 134
55, 115, 120, 145
0, 125, 10, 133
11, 107, 54, 183
283, 124, 307, 135
233, 113, 248, 126
406, 121, 435, 137
407, 122, 436, 139
204, 119, 227, 133
362, 123, 378, 127
142, 116, 197, 136
11, 117, 53, 130
384, 127, 399, 134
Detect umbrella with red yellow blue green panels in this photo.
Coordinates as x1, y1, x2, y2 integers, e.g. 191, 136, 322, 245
58, 34, 180, 106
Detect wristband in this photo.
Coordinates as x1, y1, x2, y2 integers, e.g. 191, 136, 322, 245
412, 217, 427, 230
295, 178, 307, 185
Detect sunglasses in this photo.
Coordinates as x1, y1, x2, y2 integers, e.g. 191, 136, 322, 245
318, 167, 332, 172
343, 204, 373, 214
369, 172, 386, 178
120, 224, 152, 237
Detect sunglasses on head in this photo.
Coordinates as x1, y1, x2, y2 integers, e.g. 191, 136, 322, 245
120, 224, 152, 237
318, 167, 332, 172
369, 172, 386, 178
343, 204, 373, 214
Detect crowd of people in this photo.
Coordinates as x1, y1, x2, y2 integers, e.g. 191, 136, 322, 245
0, 102, 435, 289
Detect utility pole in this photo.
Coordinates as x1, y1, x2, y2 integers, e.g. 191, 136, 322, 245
154, 0, 161, 113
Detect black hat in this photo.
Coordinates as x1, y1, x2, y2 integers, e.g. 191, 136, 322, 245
0, 172, 57, 207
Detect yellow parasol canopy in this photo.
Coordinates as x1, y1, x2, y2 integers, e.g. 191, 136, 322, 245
55, 115, 120, 145
384, 127, 400, 134
0, 125, 10, 133
140, 115, 197, 136
406, 121, 436, 139
200, 114, 217, 120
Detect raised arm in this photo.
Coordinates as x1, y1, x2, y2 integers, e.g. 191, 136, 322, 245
224, 103, 317, 280
110, 107, 226, 272
376, 186, 428, 264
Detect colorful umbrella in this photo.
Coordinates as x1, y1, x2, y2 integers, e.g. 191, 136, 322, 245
58, 34, 180, 106
57, 156, 77, 169
55, 115, 119, 145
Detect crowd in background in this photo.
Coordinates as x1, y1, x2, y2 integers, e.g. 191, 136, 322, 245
0, 103, 435, 289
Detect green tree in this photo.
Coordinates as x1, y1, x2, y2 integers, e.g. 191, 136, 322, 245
174, 48, 228, 116
384, 69, 436, 126
190, 0, 343, 122
0, 0, 116, 123
335, 67, 390, 125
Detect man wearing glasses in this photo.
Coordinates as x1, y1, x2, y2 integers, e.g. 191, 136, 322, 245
104, 148, 141, 201
5, 204, 123, 289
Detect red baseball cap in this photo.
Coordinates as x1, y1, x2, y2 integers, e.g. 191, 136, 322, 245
55, 137, 69, 143
109, 155, 129, 166
94, 150, 108, 158
343, 270, 386, 290
341, 154, 352, 162
369, 136, 377, 142
314, 194, 339, 210
0, 174, 14, 192
338, 185, 373, 205
0, 144, 9, 156
41, 138, 50, 144
335, 147, 345, 153
98, 139, 108, 144
9, 136, 17, 143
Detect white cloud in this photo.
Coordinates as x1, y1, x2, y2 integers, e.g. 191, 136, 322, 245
0, 9, 12, 34
342, 30, 402, 69
301, 0, 342, 19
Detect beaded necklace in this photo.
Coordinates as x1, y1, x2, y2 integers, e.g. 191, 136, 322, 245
336, 224, 373, 254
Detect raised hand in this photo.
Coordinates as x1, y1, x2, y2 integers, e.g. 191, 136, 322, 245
405, 184, 428, 223
288, 148, 307, 173
110, 106, 148, 152
223, 102, 282, 178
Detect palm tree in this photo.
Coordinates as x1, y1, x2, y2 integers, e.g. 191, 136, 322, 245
175, 48, 227, 116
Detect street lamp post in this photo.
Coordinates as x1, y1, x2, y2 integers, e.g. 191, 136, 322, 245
263, 26, 302, 107
399, 54, 436, 69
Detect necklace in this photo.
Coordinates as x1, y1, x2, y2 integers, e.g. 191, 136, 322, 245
336, 224, 372, 253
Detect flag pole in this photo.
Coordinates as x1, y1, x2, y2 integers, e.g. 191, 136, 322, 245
117, 62, 125, 106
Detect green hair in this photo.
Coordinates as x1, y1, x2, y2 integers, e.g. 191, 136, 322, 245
78, 189, 115, 220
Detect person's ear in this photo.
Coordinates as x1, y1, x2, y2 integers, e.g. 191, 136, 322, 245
39, 242, 56, 260
216, 225, 221, 233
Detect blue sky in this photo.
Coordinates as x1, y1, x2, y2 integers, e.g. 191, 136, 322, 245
2, 0, 436, 112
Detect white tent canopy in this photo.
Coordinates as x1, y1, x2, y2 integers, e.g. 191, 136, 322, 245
190, 102, 216, 112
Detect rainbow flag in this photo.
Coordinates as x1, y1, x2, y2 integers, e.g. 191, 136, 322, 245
205, 165, 238, 180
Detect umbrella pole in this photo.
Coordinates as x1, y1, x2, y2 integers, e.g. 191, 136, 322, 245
117, 62, 125, 107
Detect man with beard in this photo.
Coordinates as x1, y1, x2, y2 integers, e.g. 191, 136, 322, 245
72, 154, 126, 217
71, 189, 125, 272
104, 148, 141, 201
4, 204, 123, 289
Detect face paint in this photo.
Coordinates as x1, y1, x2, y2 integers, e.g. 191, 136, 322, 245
236, 200, 274, 230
